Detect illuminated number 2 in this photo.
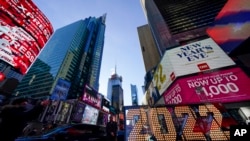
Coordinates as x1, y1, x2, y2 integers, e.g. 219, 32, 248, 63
154, 64, 166, 91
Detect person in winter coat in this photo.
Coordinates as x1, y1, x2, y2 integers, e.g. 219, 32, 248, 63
106, 115, 118, 141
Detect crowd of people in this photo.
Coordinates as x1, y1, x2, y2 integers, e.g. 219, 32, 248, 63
0, 98, 50, 141
0, 98, 123, 141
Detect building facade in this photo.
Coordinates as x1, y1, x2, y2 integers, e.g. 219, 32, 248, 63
137, 24, 160, 73
140, 0, 227, 56
13, 14, 106, 100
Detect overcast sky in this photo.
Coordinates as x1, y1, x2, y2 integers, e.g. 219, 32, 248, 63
33, 0, 147, 105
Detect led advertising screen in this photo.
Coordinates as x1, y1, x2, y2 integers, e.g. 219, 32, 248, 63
40, 100, 60, 123
0, 0, 53, 74
206, 0, 250, 54
153, 38, 235, 96
50, 78, 71, 100
102, 97, 110, 113
55, 101, 73, 124
70, 101, 86, 123
163, 67, 250, 105
152, 52, 174, 96
81, 104, 99, 125
0, 0, 53, 47
82, 85, 102, 109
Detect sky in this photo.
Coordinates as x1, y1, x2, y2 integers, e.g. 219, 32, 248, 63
33, 0, 148, 106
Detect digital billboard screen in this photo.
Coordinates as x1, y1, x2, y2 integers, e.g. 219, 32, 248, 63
0, 0, 53, 74
81, 104, 99, 125
50, 78, 71, 100
71, 101, 86, 123
153, 38, 235, 96
0, 0, 53, 47
82, 85, 102, 109
163, 67, 250, 105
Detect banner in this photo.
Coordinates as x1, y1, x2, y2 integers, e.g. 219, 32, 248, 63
82, 85, 102, 109
164, 67, 250, 104
71, 101, 86, 123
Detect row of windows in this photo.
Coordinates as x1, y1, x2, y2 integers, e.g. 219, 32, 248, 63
154, 0, 227, 34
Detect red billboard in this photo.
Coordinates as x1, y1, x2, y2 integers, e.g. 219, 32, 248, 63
163, 67, 250, 105
0, 0, 53, 74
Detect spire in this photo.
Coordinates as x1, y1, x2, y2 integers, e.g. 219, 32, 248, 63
115, 64, 117, 75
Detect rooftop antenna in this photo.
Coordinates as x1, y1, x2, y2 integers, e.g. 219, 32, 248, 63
115, 63, 117, 75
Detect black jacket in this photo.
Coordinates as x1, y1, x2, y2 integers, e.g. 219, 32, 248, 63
106, 121, 118, 136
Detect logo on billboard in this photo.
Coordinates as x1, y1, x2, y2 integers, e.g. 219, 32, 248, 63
170, 72, 175, 81
197, 63, 210, 71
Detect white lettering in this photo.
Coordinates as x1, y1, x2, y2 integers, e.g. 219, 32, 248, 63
234, 129, 247, 136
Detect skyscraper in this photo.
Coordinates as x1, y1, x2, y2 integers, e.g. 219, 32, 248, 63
140, 0, 227, 56
106, 67, 124, 130
130, 84, 138, 106
107, 67, 123, 113
13, 14, 106, 99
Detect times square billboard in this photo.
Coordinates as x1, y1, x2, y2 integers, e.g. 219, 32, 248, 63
152, 38, 235, 96
163, 67, 250, 105
0, 0, 53, 74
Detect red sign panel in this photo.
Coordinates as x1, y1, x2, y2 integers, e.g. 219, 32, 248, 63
0, 0, 53, 47
0, 0, 53, 74
197, 63, 210, 71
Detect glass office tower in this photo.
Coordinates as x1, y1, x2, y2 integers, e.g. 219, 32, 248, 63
13, 14, 106, 99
